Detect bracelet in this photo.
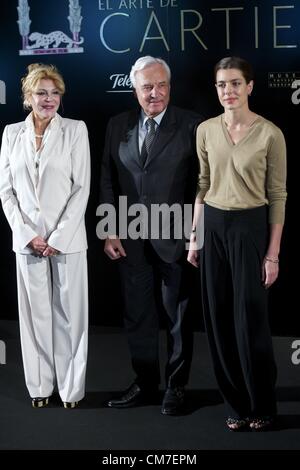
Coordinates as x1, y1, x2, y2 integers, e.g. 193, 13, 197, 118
190, 228, 197, 239
264, 256, 279, 264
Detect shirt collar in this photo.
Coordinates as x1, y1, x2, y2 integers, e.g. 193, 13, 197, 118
140, 108, 167, 128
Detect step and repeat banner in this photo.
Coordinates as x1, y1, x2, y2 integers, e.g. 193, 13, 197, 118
0, 0, 299, 332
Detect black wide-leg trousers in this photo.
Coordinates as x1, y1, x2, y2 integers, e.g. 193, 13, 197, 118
119, 241, 193, 389
201, 204, 277, 419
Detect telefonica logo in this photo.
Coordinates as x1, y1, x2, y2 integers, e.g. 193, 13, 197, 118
0, 340, 6, 365
17, 0, 84, 56
106, 73, 133, 93
0, 80, 6, 104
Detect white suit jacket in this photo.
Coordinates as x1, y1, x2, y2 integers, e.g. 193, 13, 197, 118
0, 113, 90, 254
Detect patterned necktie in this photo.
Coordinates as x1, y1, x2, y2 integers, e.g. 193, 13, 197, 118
140, 118, 156, 166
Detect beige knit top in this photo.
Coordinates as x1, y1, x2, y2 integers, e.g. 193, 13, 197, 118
196, 114, 287, 224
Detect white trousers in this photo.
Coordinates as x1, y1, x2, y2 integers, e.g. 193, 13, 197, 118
16, 251, 88, 403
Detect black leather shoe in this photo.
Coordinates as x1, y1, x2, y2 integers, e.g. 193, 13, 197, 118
106, 383, 157, 408
32, 397, 49, 408
161, 387, 185, 415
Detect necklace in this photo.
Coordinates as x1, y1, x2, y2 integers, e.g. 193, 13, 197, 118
35, 134, 44, 138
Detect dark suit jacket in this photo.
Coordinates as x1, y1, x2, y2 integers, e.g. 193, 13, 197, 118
100, 105, 202, 263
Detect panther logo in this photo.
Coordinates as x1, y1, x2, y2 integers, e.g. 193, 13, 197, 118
27, 31, 84, 49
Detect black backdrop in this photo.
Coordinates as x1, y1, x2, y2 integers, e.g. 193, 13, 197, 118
0, 0, 298, 334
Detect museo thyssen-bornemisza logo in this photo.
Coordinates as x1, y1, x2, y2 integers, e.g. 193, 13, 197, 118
17, 0, 84, 56
268, 72, 300, 105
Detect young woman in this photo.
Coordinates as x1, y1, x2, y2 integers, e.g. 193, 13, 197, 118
188, 57, 287, 430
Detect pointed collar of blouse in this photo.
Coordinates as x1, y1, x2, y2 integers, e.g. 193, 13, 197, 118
24, 112, 61, 133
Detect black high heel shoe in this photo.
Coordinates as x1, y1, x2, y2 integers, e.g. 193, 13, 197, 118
249, 416, 275, 431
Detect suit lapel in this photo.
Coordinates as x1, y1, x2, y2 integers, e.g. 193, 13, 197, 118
119, 109, 142, 169
38, 114, 63, 181
21, 112, 62, 186
20, 116, 37, 188
119, 107, 178, 169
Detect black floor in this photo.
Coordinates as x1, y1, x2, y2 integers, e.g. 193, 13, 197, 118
1, 320, 300, 455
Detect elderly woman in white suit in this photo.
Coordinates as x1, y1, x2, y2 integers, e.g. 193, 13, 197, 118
0, 64, 90, 408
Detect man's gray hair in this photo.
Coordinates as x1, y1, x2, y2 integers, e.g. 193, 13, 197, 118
130, 56, 171, 88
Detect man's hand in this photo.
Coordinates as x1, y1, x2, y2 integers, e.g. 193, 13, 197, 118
187, 234, 200, 268
104, 237, 127, 260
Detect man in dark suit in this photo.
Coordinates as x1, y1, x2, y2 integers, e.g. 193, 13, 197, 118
100, 56, 201, 415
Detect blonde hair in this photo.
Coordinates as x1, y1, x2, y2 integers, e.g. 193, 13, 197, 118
21, 63, 65, 110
